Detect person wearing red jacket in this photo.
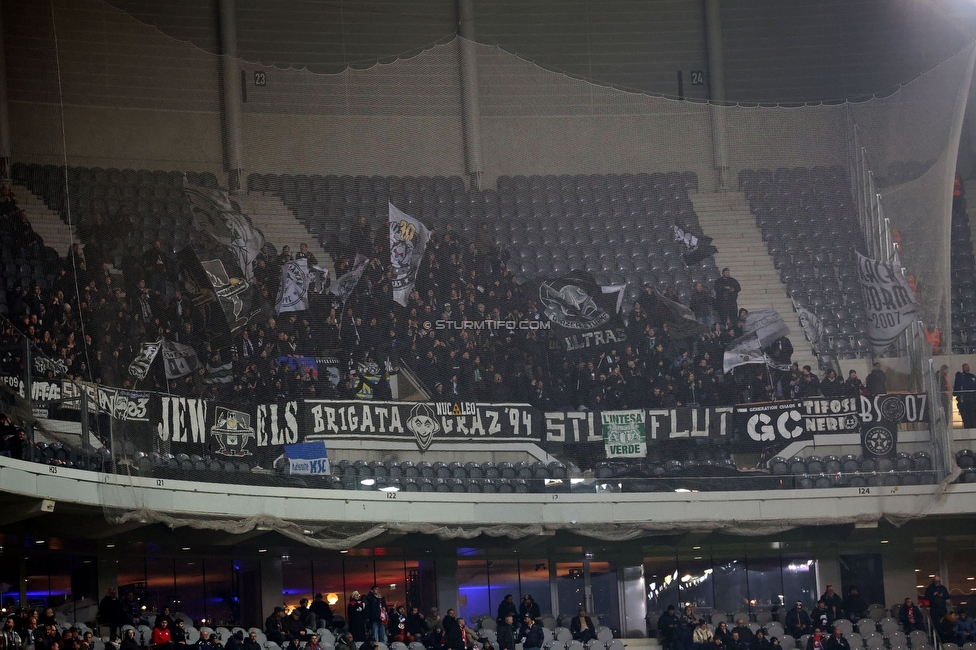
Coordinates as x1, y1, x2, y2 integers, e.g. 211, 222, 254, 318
151, 619, 173, 650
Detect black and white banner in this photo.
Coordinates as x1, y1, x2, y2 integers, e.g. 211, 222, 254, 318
275, 258, 328, 314
305, 400, 536, 451
128, 340, 162, 380
162, 339, 201, 380
184, 182, 265, 281
5, 371, 930, 467
389, 203, 431, 307
741, 309, 790, 348
331, 255, 369, 303
734, 397, 863, 445
856, 252, 919, 353
531, 271, 628, 354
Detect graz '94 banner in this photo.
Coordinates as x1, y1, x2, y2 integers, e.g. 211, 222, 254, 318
856, 252, 919, 353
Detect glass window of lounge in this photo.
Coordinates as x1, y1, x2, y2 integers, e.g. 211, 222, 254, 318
282, 556, 313, 608
458, 558, 489, 622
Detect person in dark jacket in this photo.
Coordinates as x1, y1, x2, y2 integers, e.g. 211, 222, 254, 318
805, 629, 826, 650
785, 602, 812, 638
658, 606, 679, 650
497, 596, 518, 627
843, 587, 868, 622
347, 592, 368, 642
445, 617, 471, 650
364, 585, 388, 643
519, 595, 541, 621
98, 589, 125, 639
824, 630, 850, 650
265, 607, 287, 646
310, 594, 334, 630
243, 632, 262, 650
820, 586, 844, 624
899, 598, 924, 633
752, 630, 772, 650
405, 606, 428, 644
519, 615, 545, 650
497, 614, 516, 650
925, 576, 951, 624
570, 608, 597, 643
120, 630, 139, 650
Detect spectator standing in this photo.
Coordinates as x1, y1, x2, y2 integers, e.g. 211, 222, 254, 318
310, 593, 334, 630
843, 587, 868, 622
497, 595, 517, 626
866, 363, 887, 396
954, 364, 976, 428
658, 605, 678, 650
519, 616, 545, 650
497, 614, 516, 650
364, 585, 388, 643
347, 592, 367, 642
713, 268, 741, 326
925, 575, 951, 624
821, 585, 844, 624
98, 588, 124, 638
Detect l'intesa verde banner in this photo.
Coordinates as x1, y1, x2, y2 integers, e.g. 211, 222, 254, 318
601, 410, 647, 458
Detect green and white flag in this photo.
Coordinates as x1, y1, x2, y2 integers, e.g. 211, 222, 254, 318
602, 410, 646, 458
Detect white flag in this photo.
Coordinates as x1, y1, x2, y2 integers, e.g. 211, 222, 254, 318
331, 254, 370, 303
184, 181, 265, 281
742, 309, 790, 348
855, 251, 919, 353
128, 340, 162, 380
795, 304, 823, 353
274, 258, 327, 314
162, 339, 201, 380
389, 202, 431, 307
724, 334, 764, 374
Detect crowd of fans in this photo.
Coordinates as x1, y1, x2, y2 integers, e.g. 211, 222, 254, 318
656, 579, 973, 650
1, 577, 969, 650
0, 187, 893, 414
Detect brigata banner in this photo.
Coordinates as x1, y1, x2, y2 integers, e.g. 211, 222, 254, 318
304, 400, 537, 451
602, 410, 647, 458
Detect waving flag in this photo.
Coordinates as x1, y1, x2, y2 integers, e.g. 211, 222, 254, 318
162, 339, 201, 379
389, 203, 431, 306
331, 254, 370, 303
128, 340, 162, 380
275, 258, 329, 314
184, 181, 265, 281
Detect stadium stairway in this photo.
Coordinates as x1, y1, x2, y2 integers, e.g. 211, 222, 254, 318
12, 182, 80, 257
690, 191, 820, 372
234, 192, 335, 277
